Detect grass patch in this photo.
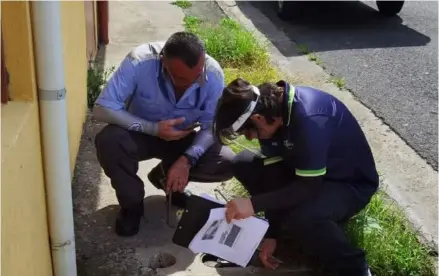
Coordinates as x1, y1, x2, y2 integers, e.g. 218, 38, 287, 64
307, 52, 318, 62
87, 62, 115, 108
297, 44, 311, 54
328, 76, 345, 89
346, 193, 435, 276
224, 67, 281, 86
298, 44, 323, 66
171, 0, 192, 9
307, 53, 323, 66
184, 16, 269, 68
184, 14, 436, 276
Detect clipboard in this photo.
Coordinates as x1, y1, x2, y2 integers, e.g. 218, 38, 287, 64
172, 194, 224, 248
172, 194, 284, 267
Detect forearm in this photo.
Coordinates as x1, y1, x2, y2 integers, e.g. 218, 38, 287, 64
251, 178, 322, 212
264, 210, 283, 239
92, 105, 159, 136
184, 127, 215, 162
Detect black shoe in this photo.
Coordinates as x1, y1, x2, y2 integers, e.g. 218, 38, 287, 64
115, 203, 144, 237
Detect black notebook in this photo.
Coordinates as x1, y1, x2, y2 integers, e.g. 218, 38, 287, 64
172, 194, 224, 248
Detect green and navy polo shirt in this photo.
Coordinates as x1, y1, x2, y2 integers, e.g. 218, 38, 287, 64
259, 80, 379, 185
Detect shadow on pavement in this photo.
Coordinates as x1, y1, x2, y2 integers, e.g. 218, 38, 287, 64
234, 1, 431, 57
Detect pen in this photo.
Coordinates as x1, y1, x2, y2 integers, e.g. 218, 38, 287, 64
214, 188, 228, 203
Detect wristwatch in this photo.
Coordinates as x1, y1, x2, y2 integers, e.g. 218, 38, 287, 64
182, 153, 197, 167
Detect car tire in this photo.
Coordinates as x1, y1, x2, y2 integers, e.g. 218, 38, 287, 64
376, 1, 404, 16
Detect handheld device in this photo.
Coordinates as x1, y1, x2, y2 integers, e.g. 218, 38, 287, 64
185, 122, 202, 130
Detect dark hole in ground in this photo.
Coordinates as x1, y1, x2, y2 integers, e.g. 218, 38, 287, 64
201, 253, 244, 268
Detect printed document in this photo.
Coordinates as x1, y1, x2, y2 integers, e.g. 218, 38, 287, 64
188, 207, 269, 267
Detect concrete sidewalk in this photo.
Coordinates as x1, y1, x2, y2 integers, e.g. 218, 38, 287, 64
73, 1, 312, 275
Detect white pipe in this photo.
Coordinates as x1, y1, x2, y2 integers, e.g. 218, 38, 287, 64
31, 2, 77, 276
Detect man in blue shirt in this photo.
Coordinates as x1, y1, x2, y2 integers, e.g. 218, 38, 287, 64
93, 32, 235, 236
212, 78, 377, 275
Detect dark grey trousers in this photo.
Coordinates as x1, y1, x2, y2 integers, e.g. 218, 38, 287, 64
232, 150, 378, 275
95, 125, 235, 209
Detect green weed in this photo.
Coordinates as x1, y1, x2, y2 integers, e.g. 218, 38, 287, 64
329, 76, 345, 89
87, 62, 115, 108
171, 0, 192, 9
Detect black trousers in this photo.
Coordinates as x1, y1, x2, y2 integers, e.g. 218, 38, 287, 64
232, 150, 378, 275
95, 125, 235, 209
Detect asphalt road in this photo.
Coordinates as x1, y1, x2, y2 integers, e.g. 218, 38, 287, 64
236, 1, 438, 169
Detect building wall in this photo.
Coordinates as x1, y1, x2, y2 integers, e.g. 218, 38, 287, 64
61, 1, 88, 172
1, 1, 90, 275
1, 2, 53, 276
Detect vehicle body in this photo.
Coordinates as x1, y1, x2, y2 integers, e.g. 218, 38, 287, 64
277, 1, 405, 20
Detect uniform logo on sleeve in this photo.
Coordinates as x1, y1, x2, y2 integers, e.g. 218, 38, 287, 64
128, 122, 143, 132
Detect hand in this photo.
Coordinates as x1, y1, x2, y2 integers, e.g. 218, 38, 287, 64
225, 198, 255, 223
166, 156, 191, 193
158, 117, 192, 141
259, 238, 279, 270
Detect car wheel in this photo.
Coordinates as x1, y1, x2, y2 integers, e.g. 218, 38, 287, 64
376, 1, 404, 16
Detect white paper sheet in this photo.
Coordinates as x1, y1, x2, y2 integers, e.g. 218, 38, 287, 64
188, 207, 269, 267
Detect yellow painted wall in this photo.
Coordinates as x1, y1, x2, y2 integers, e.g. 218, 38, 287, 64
1, 2, 53, 276
61, 1, 88, 173
1, 1, 91, 275
1, 103, 53, 276
1, 1, 37, 102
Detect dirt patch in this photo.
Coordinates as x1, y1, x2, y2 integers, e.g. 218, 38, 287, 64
138, 252, 177, 275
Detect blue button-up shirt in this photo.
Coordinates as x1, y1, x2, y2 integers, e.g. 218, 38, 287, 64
96, 42, 225, 131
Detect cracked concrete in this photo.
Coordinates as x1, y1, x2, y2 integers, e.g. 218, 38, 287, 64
73, 1, 315, 275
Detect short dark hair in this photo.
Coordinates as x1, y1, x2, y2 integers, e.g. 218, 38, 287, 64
213, 78, 284, 144
163, 32, 205, 68
256, 82, 284, 123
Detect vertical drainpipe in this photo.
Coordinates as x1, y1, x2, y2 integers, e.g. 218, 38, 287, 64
31, 2, 77, 276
